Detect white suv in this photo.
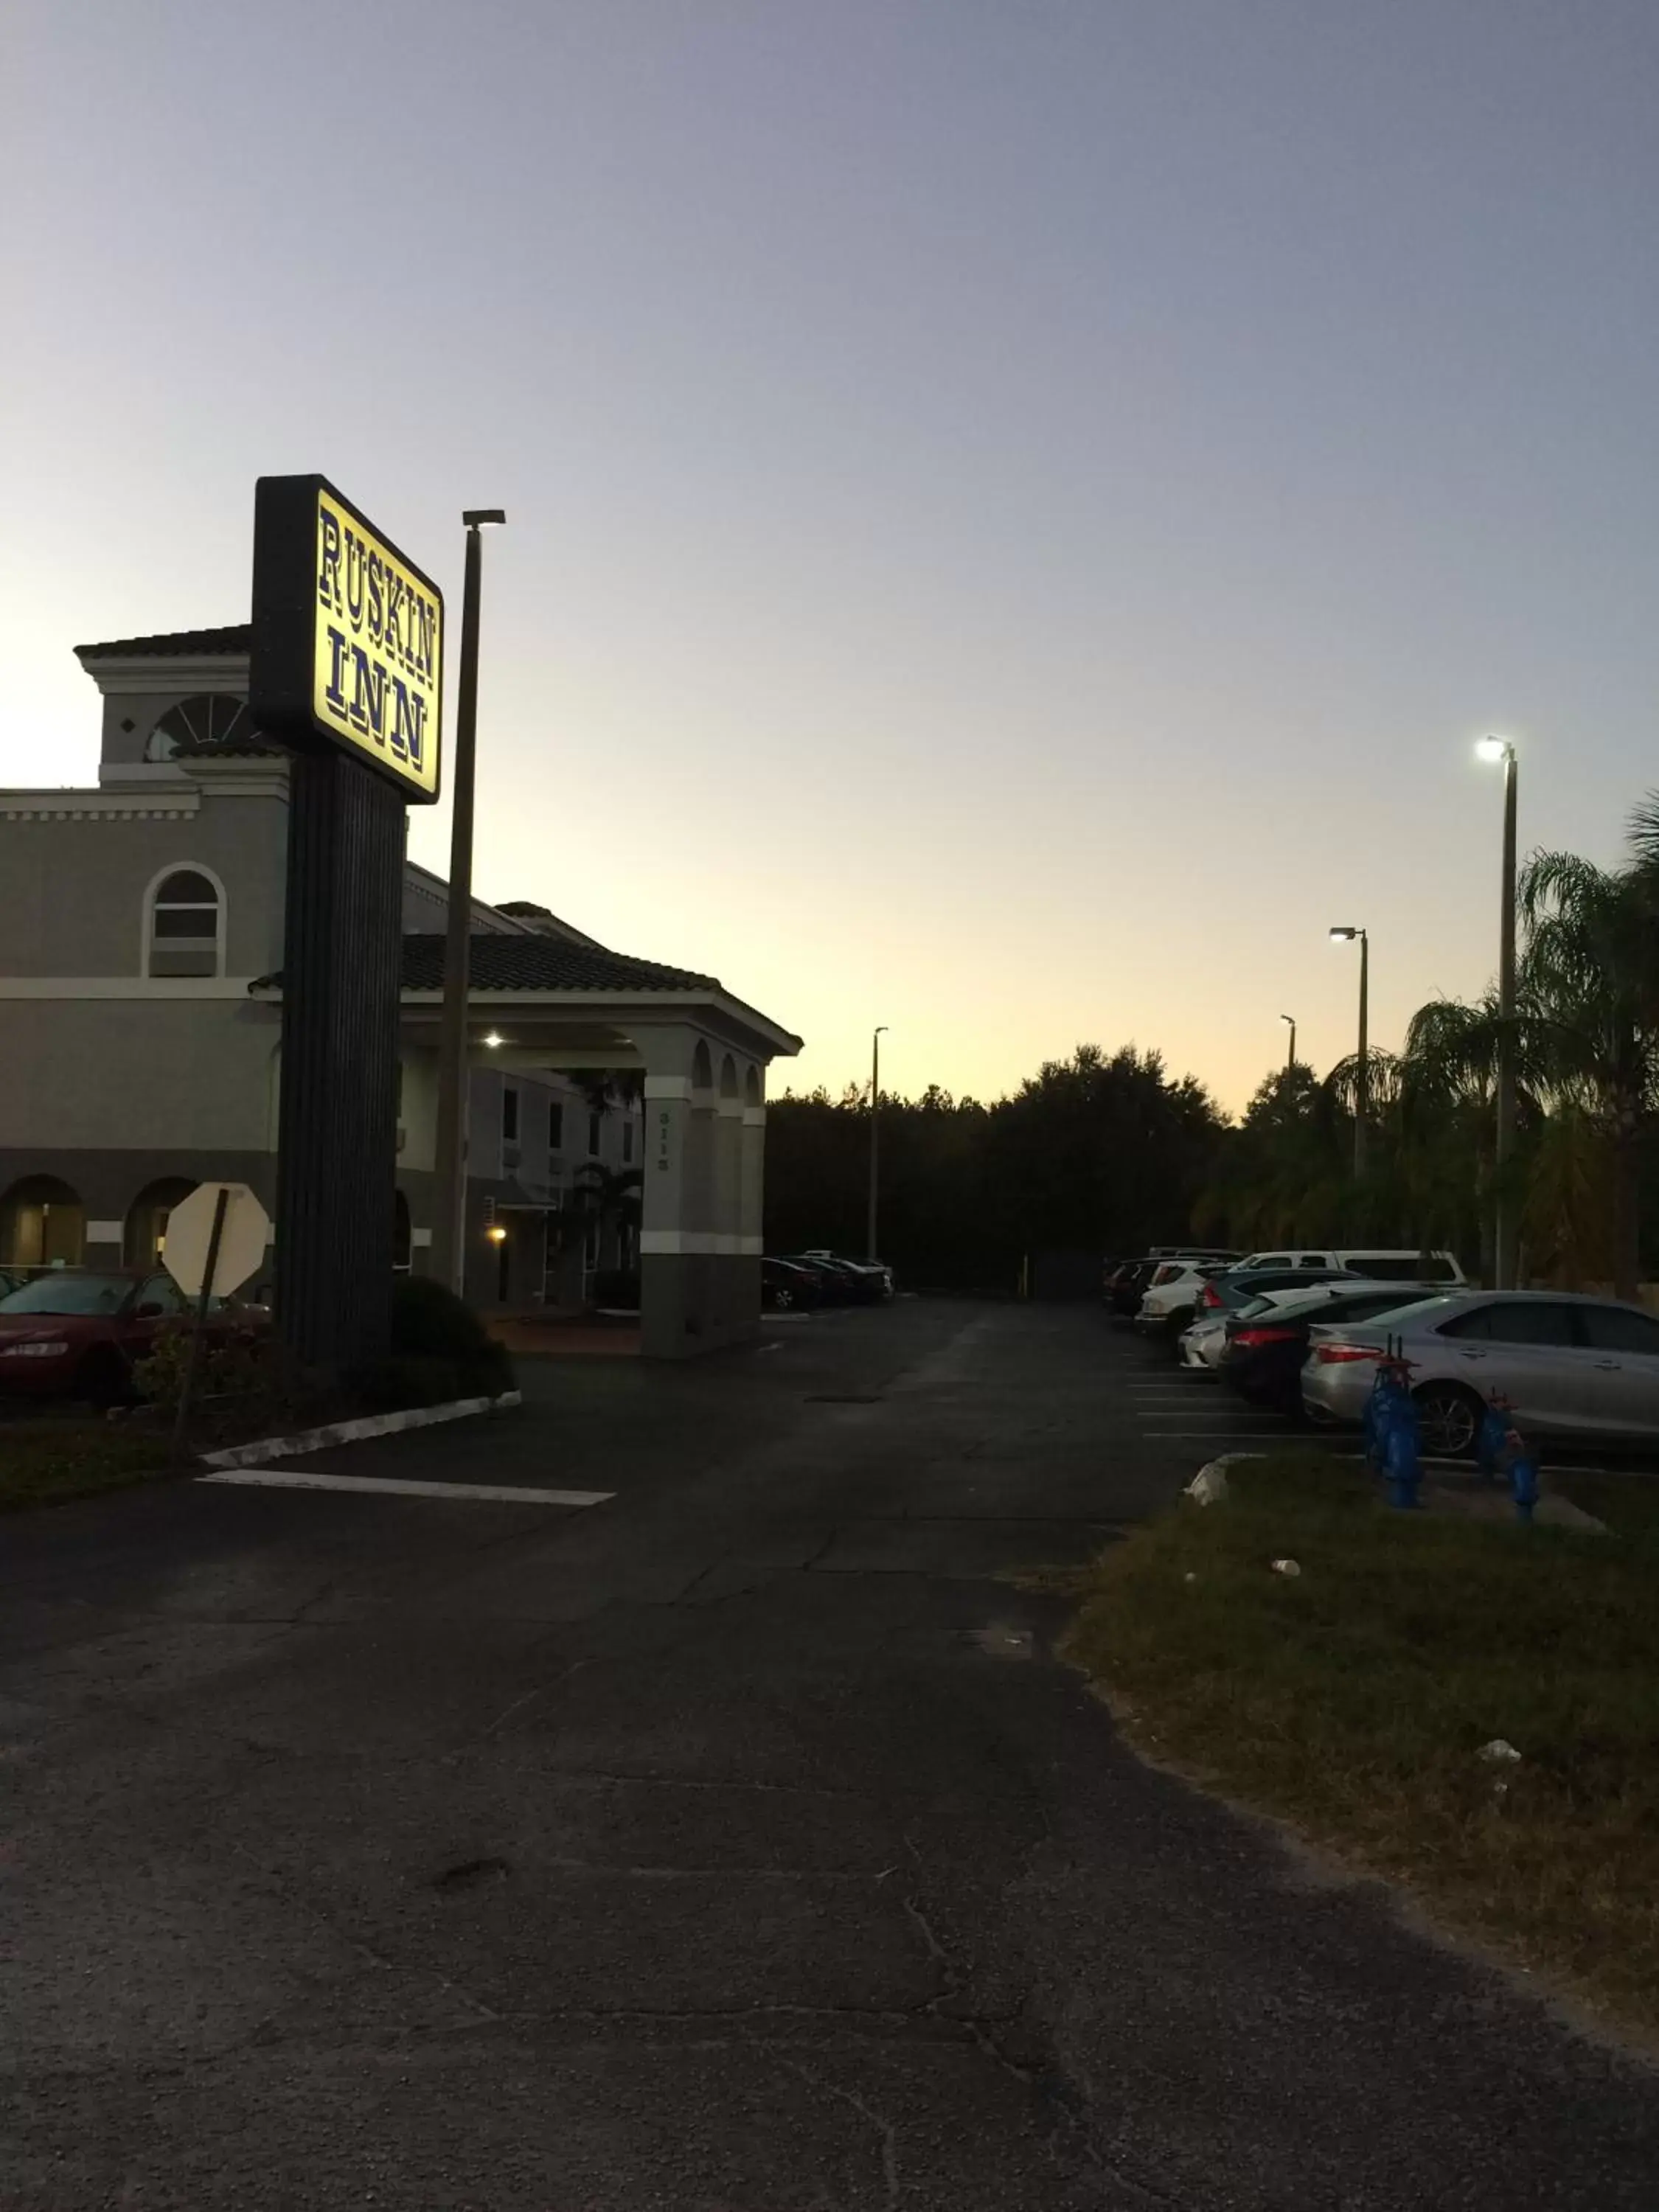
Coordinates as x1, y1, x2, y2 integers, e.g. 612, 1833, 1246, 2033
1234, 1248, 1466, 1285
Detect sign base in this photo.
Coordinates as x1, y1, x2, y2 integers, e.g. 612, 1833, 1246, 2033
274, 748, 405, 1369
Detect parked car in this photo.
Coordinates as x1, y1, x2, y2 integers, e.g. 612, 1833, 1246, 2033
1136, 1259, 1240, 1335
1216, 1283, 1442, 1411
779, 1254, 882, 1304
801, 1250, 894, 1298
762, 1257, 823, 1311
0, 1268, 265, 1405
1232, 1247, 1467, 1284
1190, 1265, 1352, 1319
1177, 1273, 1378, 1371
1301, 1290, 1659, 1454
1106, 1260, 1157, 1315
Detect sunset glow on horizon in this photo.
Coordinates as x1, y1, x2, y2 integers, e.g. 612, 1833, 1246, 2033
6, 3, 1656, 1117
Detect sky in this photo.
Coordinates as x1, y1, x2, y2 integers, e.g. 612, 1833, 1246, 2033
4, 1, 1657, 1113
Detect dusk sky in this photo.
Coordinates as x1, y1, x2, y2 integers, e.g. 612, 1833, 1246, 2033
6, 1, 1657, 1110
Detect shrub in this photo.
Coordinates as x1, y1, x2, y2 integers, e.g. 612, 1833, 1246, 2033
132, 1318, 266, 1412
381, 1276, 514, 1398
591, 1268, 641, 1310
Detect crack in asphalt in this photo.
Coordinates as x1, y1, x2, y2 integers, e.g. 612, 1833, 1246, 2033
776, 2055, 902, 2205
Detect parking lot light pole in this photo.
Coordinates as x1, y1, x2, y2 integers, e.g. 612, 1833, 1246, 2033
431, 508, 507, 1297
867, 1026, 888, 1262
1281, 1012, 1296, 1072
1329, 928, 1368, 1177
1478, 736, 1520, 1289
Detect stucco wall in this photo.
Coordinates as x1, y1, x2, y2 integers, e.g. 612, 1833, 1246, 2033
0, 795, 288, 978
0, 998, 281, 1152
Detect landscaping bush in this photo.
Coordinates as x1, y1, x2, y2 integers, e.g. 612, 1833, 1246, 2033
372, 1276, 515, 1402
132, 1318, 266, 1412
591, 1268, 641, 1310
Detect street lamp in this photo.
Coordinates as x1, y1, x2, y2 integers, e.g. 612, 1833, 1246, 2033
867, 1026, 888, 1262
1329, 927, 1369, 1177
1281, 1012, 1296, 1071
431, 507, 507, 1296
1478, 736, 1520, 1288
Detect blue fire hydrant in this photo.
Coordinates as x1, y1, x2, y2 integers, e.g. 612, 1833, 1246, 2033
1475, 1394, 1538, 1523
1381, 1380, 1422, 1510
1365, 1352, 1422, 1509
1364, 1357, 1410, 1478
1476, 1400, 1512, 1486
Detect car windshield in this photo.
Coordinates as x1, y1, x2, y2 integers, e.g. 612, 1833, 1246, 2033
0, 1273, 132, 1316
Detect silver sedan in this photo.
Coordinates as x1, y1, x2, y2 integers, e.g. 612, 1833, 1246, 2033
1301, 1290, 1659, 1454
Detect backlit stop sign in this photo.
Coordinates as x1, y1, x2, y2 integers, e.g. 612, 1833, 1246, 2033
251, 474, 445, 803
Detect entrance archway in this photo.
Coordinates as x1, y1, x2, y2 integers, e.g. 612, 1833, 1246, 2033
0, 1176, 86, 1271
125, 1178, 198, 1268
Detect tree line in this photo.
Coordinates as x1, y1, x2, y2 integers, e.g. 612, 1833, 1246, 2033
765, 803, 1659, 1297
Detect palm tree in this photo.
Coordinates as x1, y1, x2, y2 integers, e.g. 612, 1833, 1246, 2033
1514, 850, 1659, 1298
562, 1163, 644, 1276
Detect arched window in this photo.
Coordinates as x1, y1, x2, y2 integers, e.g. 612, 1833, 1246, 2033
125, 1178, 198, 1267
0, 1176, 86, 1270
144, 694, 257, 762
146, 867, 223, 978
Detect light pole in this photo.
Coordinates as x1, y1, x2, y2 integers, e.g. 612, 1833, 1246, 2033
1478, 735, 1520, 1288
1281, 1012, 1296, 1071
867, 1026, 888, 1262
1329, 927, 1368, 1178
431, 507, 507, 1296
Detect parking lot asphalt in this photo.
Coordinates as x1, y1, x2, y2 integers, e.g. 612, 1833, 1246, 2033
4, 1299, 1658, 2208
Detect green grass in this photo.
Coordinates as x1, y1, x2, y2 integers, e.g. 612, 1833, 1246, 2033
1065, 1453, 1659, 2039
0, 1420, 173, 1511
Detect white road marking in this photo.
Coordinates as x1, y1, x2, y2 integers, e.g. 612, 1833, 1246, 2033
199, 1470, 613, 1506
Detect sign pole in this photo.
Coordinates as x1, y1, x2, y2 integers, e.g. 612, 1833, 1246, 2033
171, 1186, 229, 1467
251, 474, 448, 1374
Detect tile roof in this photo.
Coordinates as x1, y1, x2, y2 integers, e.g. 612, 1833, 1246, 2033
399, 933, 716, 994
75, 625, 251, 661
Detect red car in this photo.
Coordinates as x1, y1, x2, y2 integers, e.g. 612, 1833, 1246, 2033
0, 1269, 267, 1405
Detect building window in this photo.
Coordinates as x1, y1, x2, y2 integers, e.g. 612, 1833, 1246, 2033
622, 1121, 634, 1164
502, 1085, 520, 1142
588, 1111, 602, 1156
144, 694, 258, 763
548, 1101, 564, 1150
146, 867, 223, 978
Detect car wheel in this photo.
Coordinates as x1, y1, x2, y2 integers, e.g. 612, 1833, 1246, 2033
773, 1285, 794, 1311
77, 1348, 133, 1411
1411, 1380, 1484, 1460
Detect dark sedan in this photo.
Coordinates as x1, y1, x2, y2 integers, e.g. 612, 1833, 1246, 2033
762, 1258, 824, 1312
1218, 1282, 1440, 1415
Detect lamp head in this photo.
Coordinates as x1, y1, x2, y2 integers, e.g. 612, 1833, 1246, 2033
482, 1032, 505, 1049
486, 1225, 508, 1245
463, 509, 507, 529
1476, 734, 1514, 764
1281, 1012, 1295, 1027
1329, 926, 1358, 943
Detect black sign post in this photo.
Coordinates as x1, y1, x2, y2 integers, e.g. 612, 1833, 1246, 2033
251, 476, 445, 1371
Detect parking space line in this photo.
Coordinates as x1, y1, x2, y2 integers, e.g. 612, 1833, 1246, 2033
199, 1470, 614, 1506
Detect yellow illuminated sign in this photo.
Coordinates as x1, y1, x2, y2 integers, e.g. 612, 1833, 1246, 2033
310, 488, 442, 800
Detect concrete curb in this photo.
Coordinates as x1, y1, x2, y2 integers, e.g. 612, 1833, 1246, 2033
198, 1389, 524, 1471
